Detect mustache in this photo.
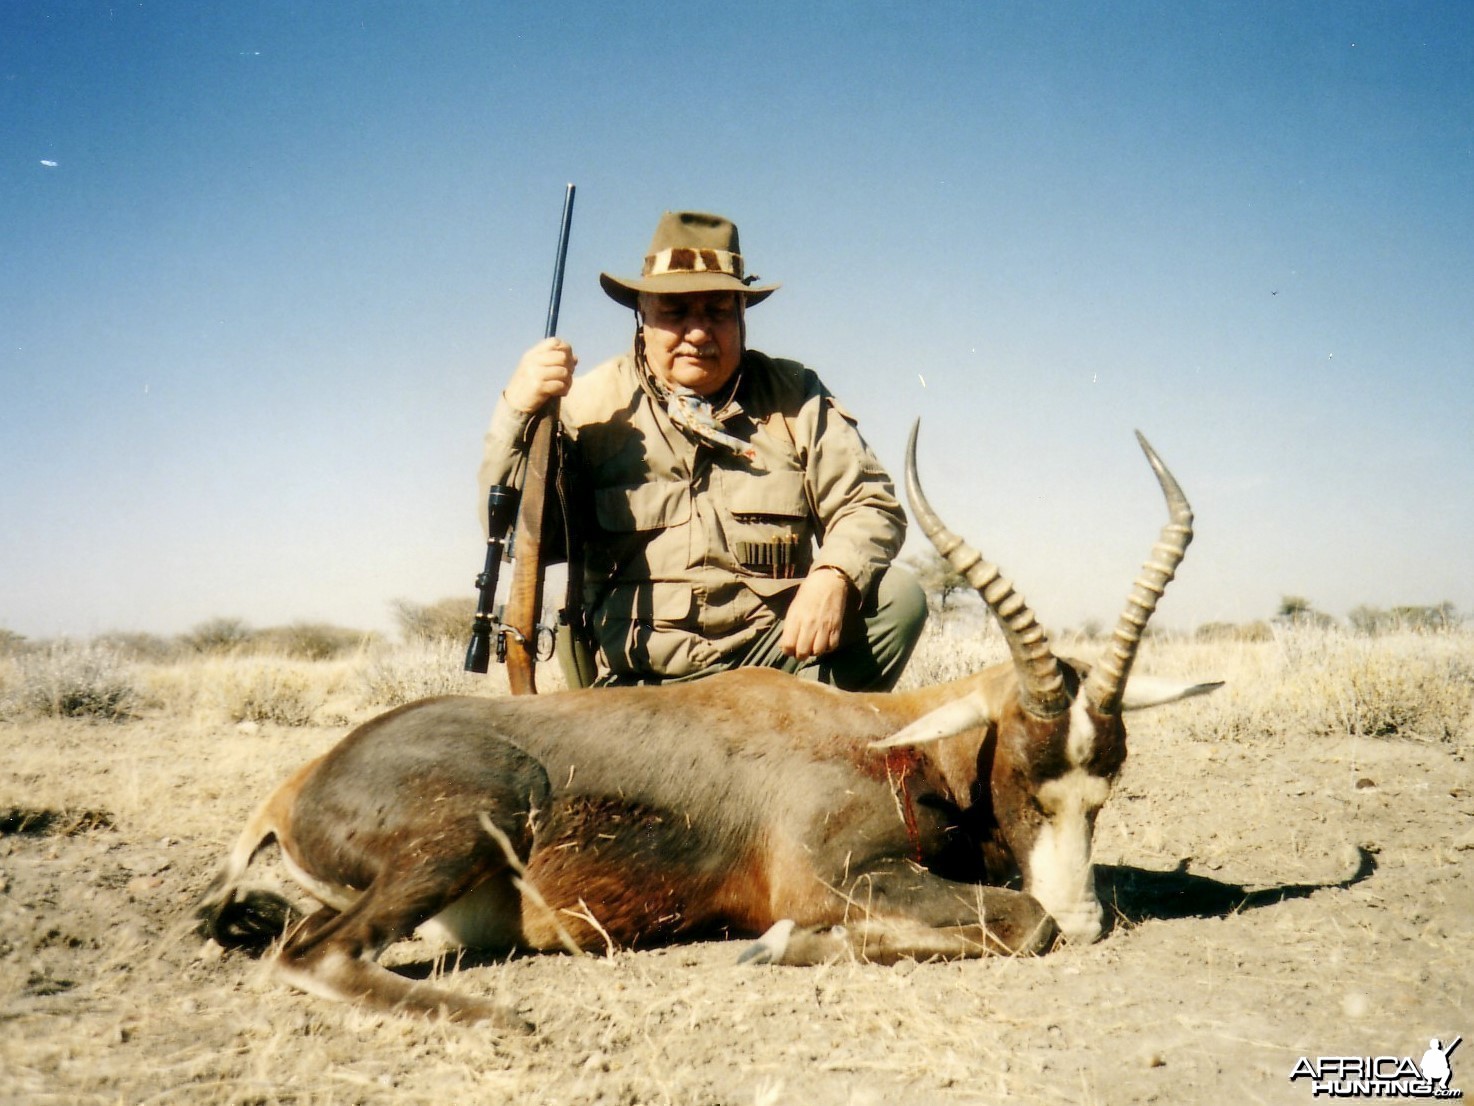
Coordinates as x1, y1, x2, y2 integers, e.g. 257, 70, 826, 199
675, 343, 720, 359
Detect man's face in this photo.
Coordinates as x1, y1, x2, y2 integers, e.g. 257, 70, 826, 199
638, 291, 744, 396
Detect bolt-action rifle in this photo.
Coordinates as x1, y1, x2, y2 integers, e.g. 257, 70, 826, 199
464, 183, 578, 693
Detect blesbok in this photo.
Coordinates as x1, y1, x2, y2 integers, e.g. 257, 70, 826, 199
198, 425, 1219, 1024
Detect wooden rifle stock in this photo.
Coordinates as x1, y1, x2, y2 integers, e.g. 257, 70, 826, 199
503, 406, 556, 693
504, 183, 576, 695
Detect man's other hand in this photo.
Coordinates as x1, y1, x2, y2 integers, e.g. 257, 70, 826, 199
781, 567, 852, 661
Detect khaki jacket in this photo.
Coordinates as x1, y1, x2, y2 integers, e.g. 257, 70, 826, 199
479, 350, 906, 680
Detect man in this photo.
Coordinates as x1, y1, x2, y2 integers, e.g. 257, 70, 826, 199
480, 210, 925, 689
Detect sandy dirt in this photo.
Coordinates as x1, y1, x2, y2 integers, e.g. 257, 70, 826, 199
2, 700, 1471, 1105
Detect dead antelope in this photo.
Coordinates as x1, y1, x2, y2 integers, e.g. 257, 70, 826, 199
198, 425, 1219, 1024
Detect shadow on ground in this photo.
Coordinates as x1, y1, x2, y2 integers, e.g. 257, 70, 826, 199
1098, 846, 1377, 926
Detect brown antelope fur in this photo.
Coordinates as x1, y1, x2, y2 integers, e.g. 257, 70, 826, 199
197, 427, 1219, 1024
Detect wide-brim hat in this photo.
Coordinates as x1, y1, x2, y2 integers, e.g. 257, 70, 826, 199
600, 210, 780, 310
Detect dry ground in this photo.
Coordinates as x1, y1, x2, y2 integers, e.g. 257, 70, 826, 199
2, 637, 1471, 1105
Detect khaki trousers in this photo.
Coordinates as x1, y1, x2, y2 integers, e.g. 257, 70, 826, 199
559, 567, 928, 693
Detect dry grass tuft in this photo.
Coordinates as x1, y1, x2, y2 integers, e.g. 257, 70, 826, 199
137, 655, 360, 727
895, 609, 1006, 690
0, 640, 140, 720
357, 638, 508, 706
1139, 627, 1474, 743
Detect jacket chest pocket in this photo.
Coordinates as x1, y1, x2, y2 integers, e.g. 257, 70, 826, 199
720, 468, 812, 579
594, 479, 691, 532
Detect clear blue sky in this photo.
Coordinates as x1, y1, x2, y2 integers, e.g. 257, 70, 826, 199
5, 1, 1471, 641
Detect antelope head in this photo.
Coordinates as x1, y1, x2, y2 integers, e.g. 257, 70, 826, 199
877, 424, 1221, 942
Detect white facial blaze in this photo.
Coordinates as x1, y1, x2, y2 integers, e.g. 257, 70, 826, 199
1064, 694, 1097, 769
1025, 701, 1112, 944
1026, 771, 1109, 942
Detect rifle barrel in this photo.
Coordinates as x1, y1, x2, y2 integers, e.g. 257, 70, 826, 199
544, 183, 576, 339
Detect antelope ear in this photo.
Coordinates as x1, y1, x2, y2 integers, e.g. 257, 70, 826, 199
869, 693, 993, 750
1119, 677, 1224, 712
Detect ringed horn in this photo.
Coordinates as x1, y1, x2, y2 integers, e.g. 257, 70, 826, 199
903, 423, 1194, 718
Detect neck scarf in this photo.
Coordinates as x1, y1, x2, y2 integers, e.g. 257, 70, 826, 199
661, 385, 756, 461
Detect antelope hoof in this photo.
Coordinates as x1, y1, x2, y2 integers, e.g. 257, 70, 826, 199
738, 919, 797, 965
